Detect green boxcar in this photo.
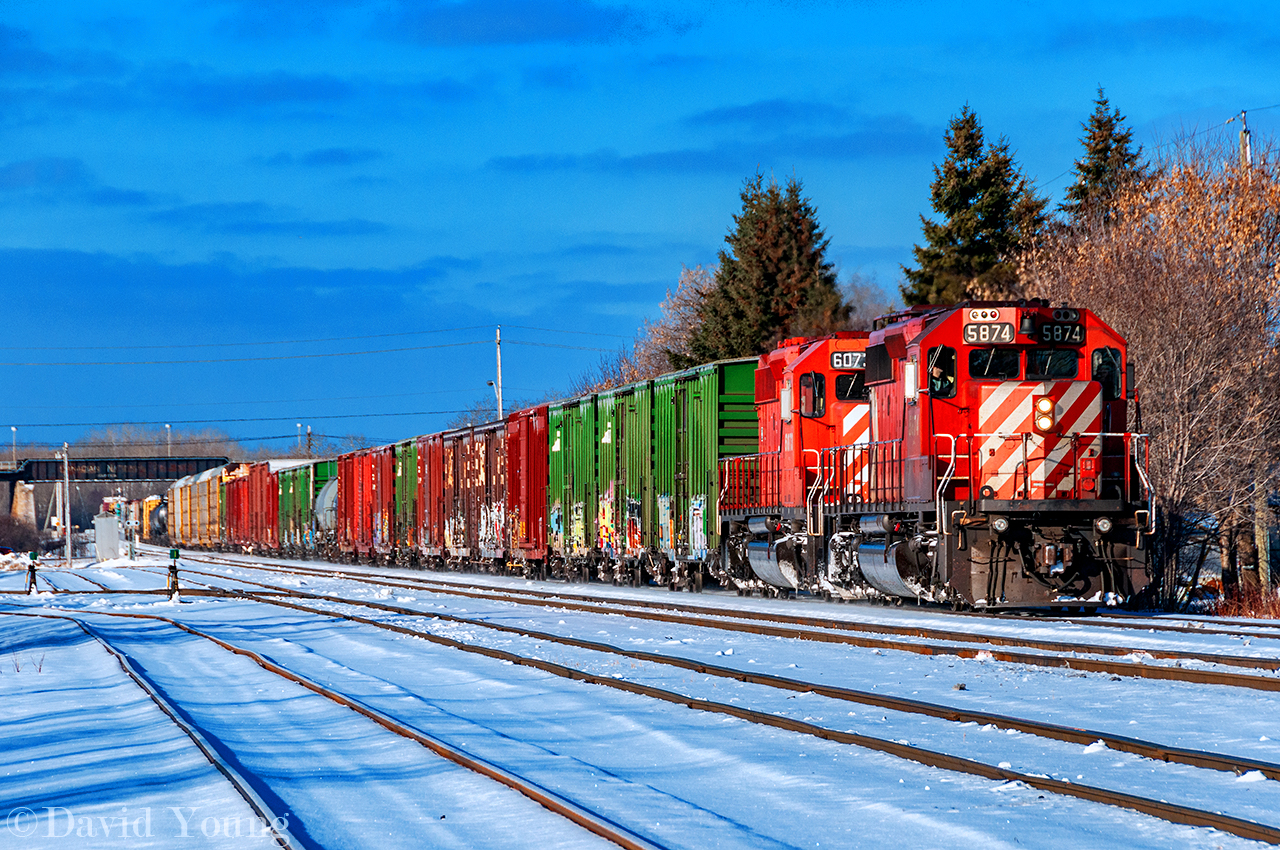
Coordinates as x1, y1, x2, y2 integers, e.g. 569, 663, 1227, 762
394, 439, 419, 562
278, 460, 337, 556
652, 358, 758, 564
548, 395, 598, 561
599, 380, 654, 559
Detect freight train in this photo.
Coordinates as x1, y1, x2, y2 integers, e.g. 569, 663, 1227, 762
166, 300, 1153, 610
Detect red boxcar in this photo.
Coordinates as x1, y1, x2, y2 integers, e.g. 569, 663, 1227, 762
336, 444, 395, 563
506, 405, 549, 568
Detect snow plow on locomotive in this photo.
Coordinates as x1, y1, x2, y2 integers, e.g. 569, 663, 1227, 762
718, 300, 1153, 610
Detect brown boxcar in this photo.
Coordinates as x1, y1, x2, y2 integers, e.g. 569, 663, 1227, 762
336, 444, 395, 563
417, 432, 445, 561
415, 422, 506, 567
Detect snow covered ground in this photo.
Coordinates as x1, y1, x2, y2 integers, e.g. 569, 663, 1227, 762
2, 554, 1279, 849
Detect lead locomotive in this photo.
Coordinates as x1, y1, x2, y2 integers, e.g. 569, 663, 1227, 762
718, 300, 1152, 610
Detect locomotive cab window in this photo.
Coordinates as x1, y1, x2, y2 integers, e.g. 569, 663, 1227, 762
1027, 349, 1080, 380
834, 371, 868, 401
798, 372, 825, 418
1092, 347, 1123, 400
926, 346, 956, 398
968, 348, 1020, 380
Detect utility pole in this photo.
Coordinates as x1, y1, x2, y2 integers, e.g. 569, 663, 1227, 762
1239, 110, 1253, 170
10, 426, 14, 468
61, 443, 71, 568
165, 423, 171, 457
495, 325, 504, 420
297, 422, 302, 452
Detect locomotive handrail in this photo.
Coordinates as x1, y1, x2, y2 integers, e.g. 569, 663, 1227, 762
934, 434, 957, 536
803, 448, 831, 535
717, 450, 783, 513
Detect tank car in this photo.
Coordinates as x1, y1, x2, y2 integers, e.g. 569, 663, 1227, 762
720, 302, 1152, 609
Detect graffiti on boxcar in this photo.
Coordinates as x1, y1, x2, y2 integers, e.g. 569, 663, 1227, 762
548, 502, 563, 550
657, 494, 672, 552
445, 513, 464, 550
597, 484, 617, 556
689, 494, 707, 557
569, 501, 586, 554
479, 502, 505, 553
626, 497, 642, 553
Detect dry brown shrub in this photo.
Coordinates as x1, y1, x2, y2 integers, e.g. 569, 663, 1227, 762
1020, 138, 1280, 606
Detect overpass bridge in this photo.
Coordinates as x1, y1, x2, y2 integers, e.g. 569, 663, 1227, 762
2, 456, 229, 515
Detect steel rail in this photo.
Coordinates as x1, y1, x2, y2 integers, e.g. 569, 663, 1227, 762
168, 553, 1280, 672
39, 570, 112, 592
0, 610, 295, 850
219, 582, 1280, 784
158, 557, 1280, 693
139, 543, 1280, 642
23, 593, 1276, 844
0, 606, 666, 850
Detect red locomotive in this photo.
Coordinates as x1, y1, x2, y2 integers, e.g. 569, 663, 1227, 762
719, 300, 1152, 610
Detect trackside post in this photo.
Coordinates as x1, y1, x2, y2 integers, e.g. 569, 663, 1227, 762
168, 548, 180, 601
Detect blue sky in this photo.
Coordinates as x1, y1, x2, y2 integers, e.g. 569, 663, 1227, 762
3, 0, 1278, 452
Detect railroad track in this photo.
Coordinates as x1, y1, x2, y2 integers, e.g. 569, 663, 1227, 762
138, 543, 1280, 644
0, 609, 296, 848
0, 605, 664, 850
153, 553, 1280, 692
14, 575, 1280, 846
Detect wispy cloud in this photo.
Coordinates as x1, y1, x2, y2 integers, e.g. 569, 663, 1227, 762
383, 0, 663, 46
0, 157, 160, 206
146, 65, 355, 116
149, 200, 389, 237
0, 157, 91, 190
259, 147, 385, 167
1048, 15, 1233, 52
488, 116, 937, 174
685, 99, 852, 133
522, 64, 587, 90
0, 25, 127, 78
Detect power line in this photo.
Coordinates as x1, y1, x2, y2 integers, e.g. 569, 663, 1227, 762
11, 411, 473, 428
505, 340, 617, 353
2, 338, 614, 366
0, 340, 488, 367
13, 433, 392, 449
1041, 100, 1280, 189
504, 324, 629, 339
10, 387, 541, 411
1, 323, 630, 352
0, 325, 494, 352
1151, 101, 1280, 151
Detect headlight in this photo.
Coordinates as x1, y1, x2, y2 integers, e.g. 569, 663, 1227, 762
1035, 414, 1055, 431
1035, 397, 1055, 414
1094, 517, 1113, 534
992, 516, 1010, 533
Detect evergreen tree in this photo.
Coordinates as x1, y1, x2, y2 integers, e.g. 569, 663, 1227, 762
684, 174, 846, 364
901, 106, 1047, 306
1060, 88, 1147, 222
